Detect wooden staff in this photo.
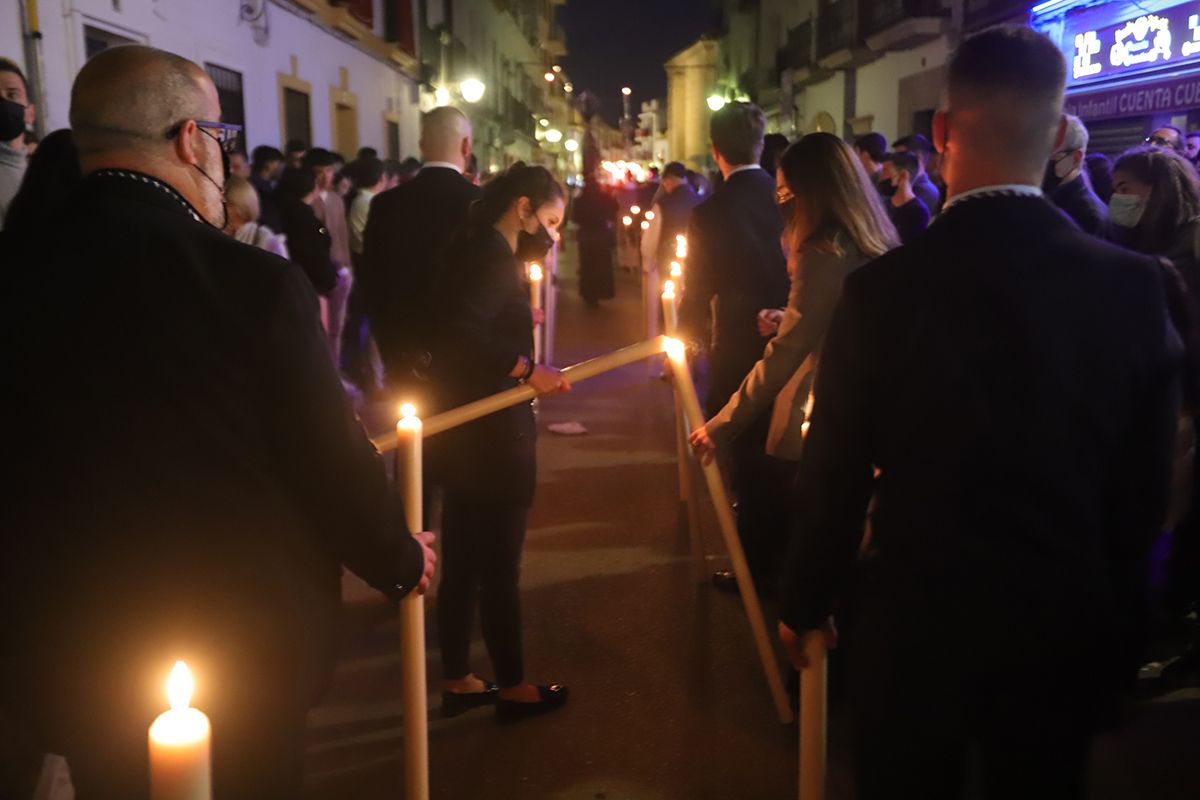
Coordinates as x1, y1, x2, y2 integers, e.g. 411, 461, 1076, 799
544, 244, 558, 366
799, 634, 828, 800
395, 405, 429, 800
664, 338, 795, 724
372, 338, 669, 452
661, 283, 705, 583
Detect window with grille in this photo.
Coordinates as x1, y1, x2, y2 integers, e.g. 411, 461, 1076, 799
205, 63, 246, 152
284, 88, 311, 150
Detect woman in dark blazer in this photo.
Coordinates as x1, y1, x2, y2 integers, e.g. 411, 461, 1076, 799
429, 164, 571, 722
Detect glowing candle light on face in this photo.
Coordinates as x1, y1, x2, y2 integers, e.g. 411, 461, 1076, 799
148, 661, 211, 800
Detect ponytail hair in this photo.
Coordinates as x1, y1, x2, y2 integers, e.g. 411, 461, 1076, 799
468, 163, 564, 229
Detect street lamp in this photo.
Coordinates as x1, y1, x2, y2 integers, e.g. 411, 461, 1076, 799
539, 118, 550, 128
545, 128, 563, 144
434, 86, 451, 107
460, 78, 486, 104
564, 139, 579, 152
544, 72, 556, 83
707, 95, 727, 111
563, 82, 573, 94
621, 86, 632, 96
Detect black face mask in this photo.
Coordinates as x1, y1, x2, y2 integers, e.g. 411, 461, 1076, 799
193, 158, 229, 230
517, 222, 555, 262
878, 179, 897, 198
1042, 152, 1072, 193
0, 97, 26, 142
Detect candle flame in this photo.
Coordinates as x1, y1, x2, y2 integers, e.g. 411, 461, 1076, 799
622, 215, 632, 227
166, 661, 194, 711
669, 261, 683, 278
663, 337, 686, 362
400, 403, 417, 420
630, 205, 641, 215
675, 235, 688, 258
662, 279, 676, 299
645, 211, 655, 221
529, 263, 544, 281
640, 220, 650, 231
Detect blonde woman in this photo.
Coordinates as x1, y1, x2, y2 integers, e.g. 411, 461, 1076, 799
690, 133, 898, 588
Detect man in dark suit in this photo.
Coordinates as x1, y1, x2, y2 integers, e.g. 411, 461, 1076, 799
1044, 113, 1110, 238
678, 102, 791, 593
0, 45, 435, 798
778, 28, 1181, 798
362, 106, 481, 398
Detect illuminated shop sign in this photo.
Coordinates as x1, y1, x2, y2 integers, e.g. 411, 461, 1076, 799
1040, 0, 1200, 88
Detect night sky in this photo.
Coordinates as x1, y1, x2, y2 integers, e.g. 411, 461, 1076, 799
561, 0, 720, 126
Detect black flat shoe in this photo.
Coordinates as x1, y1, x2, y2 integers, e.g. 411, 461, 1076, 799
441, 682, 500, 718
712, 570, 740, 594
495, 684, 570, 724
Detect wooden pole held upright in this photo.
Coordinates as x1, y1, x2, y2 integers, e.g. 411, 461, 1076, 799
799, 635, 828, 800
395, 405, 429, 800
662, 286, 705, 583
664, 339, 795, 724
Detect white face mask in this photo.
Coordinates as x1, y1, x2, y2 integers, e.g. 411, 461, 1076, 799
1109, 193, 1146, 229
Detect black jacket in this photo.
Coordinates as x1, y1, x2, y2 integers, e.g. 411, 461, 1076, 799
362, 166, 481, 376
779, 194, 1181, 690
678, 167, 790, 412
276, 193, 336, 296
0, 172, 424, 729
1050, 174, 1109, 239
428, 228, 538, 505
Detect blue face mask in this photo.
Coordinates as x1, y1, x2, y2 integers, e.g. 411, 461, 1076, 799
1109, 193, 1146, 228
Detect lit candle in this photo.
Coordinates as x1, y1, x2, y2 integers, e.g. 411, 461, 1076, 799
662, 281, 679, 336
645, 210, 655, 221
148, 661, 211, 800
630, 205, 641, 215
528, 263, 544, 363
622, 215, 633, 227
675, 234, 687, 259
395, 403, 430, 800
669, 261, 683, 278
640, 220, 650, 231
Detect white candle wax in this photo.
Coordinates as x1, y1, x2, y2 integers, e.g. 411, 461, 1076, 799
148, 661, 211, 800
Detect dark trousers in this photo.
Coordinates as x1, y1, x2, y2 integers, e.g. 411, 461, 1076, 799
847, 579, 1095, 800
727, 410, 798, 592
437, 492, 529, 687
340, 273, 372, 387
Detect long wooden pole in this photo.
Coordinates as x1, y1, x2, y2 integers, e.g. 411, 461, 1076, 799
544, 244, 558, 366
799, 636, 828, 800
372, 338, 668, 451
662, 286, 705, 583
395, 410, 429, 800
665, 339, 795, 724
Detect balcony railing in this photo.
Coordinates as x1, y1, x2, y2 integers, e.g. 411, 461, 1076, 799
777, 20, 815, 74
861, 0, 945, 36
817, 0, 860, 60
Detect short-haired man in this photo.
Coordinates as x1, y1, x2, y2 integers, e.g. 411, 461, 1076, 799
640, 160, 701, 338
285, 137, 307, 167
880, 151, 931, 244
679, 103, 791, 594
228, 148, 251, 179
363, 106, 480, 395
305, 147, 353, 364
779, 27, 1180, 798
342, 157, 387, 391
892, 132, 942, 211
1044, 114, 1109, 237
1147, 125, 1184, 151
1186, 130, 1200, 164
249, 144, 285, 230
0, 57, 36, 228
854, 132, 888, 185
0, 44, 434, 796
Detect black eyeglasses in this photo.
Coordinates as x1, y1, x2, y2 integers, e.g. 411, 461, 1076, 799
166, 120, 244, 152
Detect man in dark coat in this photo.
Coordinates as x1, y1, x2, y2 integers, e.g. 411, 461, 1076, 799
571, 178, 618, 306
0, 45, 434, 798
779, 28, 1181, 798
1044, 113, 1110, 238
678, 103, 791, 593
362, 106, 480, 396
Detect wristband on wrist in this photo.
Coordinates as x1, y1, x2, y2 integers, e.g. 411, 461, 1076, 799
518, 356, 535, 383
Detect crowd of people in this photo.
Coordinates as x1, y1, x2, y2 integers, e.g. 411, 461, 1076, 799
0, 22, 1198, 799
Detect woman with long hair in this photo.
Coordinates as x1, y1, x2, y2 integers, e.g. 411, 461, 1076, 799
429, 163, 571, 722
1110, 145, 1200, 284
689, 133, 898, 557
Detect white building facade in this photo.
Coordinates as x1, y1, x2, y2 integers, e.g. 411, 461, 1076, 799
4, 0, 424, 160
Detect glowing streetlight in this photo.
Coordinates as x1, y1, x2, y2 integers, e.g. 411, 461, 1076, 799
434, 86, 451, 107
630, 205, 641, 215
544, 72, 556, 83
545, 128, 563, 143
621, 86, 632, 96
460, 78, 485, 104
564, 139, 579, 152
552, 65, 562, 73
539, 118, 550, 128
707, 95, 727, 111
622, 215, 633, 227
640, 220, 650, 231
645, 210, 655, 221
564, 82, 574, 94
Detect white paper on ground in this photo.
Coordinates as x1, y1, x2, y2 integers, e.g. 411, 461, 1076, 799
547, 421, 589, 436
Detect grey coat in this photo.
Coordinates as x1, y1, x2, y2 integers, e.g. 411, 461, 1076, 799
706, 233, 870, 459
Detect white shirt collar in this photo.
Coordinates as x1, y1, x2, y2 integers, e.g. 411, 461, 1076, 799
422, 161, 464, 174
725, 164, 763, 179
942, 184, 1043, 212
